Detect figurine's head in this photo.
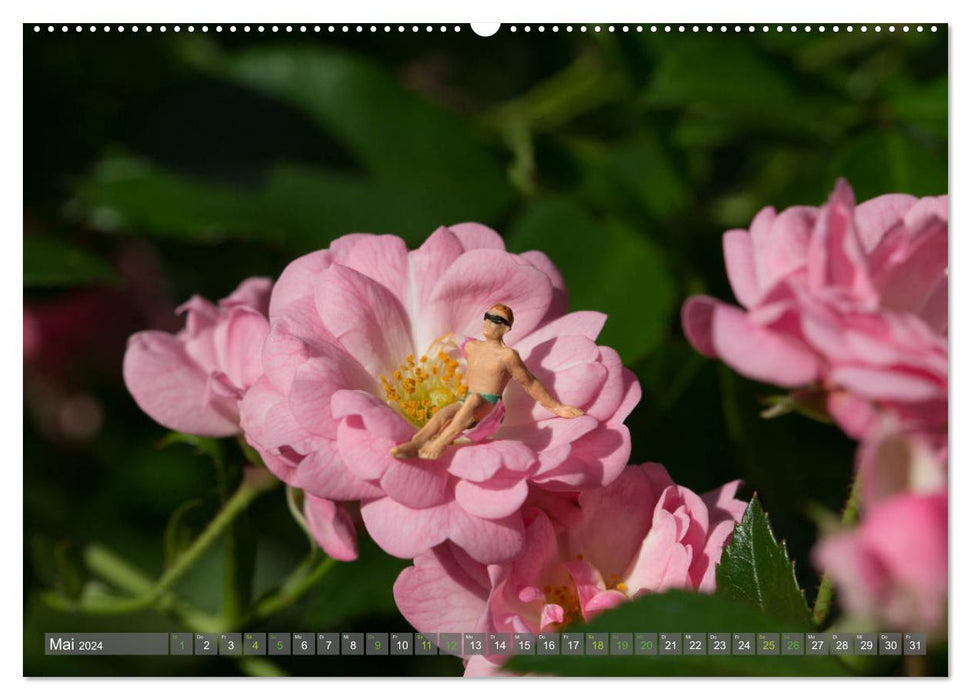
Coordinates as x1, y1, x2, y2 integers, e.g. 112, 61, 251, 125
483, 303, 514, 339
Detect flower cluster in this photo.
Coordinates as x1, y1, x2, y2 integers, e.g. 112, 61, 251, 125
123, 224, 748, 674
121, 225, 661, 565
682, 180, 948, 636
121, 223, 748, 677
394, 463, 746, 675
237, 224, 640, 565
121, 180, 947, 671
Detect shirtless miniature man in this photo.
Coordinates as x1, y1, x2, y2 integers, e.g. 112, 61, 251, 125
390, 303, 584, 460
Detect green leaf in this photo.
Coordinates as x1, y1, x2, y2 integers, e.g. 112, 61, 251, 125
506, 590, 847, 676
507, 199, 676, 365
650, 40, 794, 109
716, 496, 813, 629
759, 389, 834, 424
259, 164, 506, 248
831, 130, 947, 199
200, 46, 500, 184
885, 76, 947, 140
73, 156, 271, 243
181, 43, 513, 222
488, 51, 628, 133
645, 38, 857, 139
74, 157, 509, 250
24, 236, 117, 288
572, 134, 691, 221
789, 32, 889, 71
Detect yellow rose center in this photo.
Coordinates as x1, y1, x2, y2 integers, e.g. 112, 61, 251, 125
380, 335, 468, 428
541, 581, 580, 626
540, 557, 630, 629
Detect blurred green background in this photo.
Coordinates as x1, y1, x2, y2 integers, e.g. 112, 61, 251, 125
23, 24, 947, 676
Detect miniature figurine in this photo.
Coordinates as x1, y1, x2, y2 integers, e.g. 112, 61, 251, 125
390, 304, 585, 460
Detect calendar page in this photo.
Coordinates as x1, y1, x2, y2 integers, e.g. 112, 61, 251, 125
23, 16, 948, 680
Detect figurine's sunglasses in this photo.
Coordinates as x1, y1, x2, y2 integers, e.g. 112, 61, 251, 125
484, 312, 512, 327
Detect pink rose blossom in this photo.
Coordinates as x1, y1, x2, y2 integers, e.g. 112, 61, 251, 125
682, 180, 947, 445
393, 463, 746, 674
240, 224, 640, 564
124, 277, 357, 562
303, 493, 358, 562
856, 428, 946, 509
813, 491, 947, 635
815, 429, 948, 636
124, 278, 272, 437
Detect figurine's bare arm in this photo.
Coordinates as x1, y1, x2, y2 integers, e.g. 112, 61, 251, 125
505, 349, 584, 418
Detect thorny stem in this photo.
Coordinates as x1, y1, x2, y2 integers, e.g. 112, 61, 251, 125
812, 471, 863, 627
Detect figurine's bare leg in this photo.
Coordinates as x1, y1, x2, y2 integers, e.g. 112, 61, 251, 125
390, 403, 462, 459
418, 396, 485, 460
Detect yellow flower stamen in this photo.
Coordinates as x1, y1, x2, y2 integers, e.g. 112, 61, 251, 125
543, 577, 582, 627
379, 334, 466, 427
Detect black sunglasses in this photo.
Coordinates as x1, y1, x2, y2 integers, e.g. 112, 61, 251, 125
484, 312, 511, 327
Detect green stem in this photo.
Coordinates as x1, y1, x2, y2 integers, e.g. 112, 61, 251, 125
82, 544, 223, 631
218, 453, 249, 629
41, 589, 152, 616
285, 486, 318, 551
812, 472, 863, 626
44, 448, 287, 678
222, 514, 256, 628
236, 434, 263, 467
153, 467, 277, 598
80, 544, 279, 676
66, 468, 277, 620
717, 365, 745, 444
485, 50, 623, 133
840, 470, 863, 525
248, 554, 336, 624
85, 544, 155, 596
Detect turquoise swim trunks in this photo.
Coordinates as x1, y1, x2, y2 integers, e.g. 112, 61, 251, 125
462, 392, 501, 405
